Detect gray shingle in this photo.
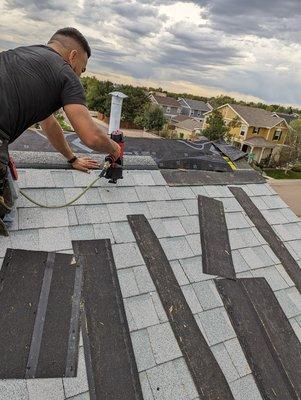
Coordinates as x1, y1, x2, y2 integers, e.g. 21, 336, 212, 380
132, 171, 156, 186
84, 188, 101, 204
179, 215, 199, 235
191, 186, 208, 196
232, 250, 250, 273
124, 303, 138, 331
66, 392, 90, 400
251, 196, 269, 210
217, 197, 242, 213
204, 185, 233, 198
276, 265, 295, 287
75, 204, 110, 224
284, 240, 301, 260
10, 229, 39, 251
211, 343, 239, 382
262, 195, 289, 209
186, 234, 202, 256
146, 361, 191, 400
44, 189, 66, 207
224, 338, 251, 377
197, 308, 236, 346
106, 203, 131, 222
133, 265, 156, 294
93, 223, 113, 240
166, 186, 195, 200
128, 202, 152, 219
69, 225, 95, 241
139, 372, 154, 400
109, 221, 136, 243
63, 347, 88, 398
0, 380, 28, 400
18, 208, 43, 230
25, 170, 55, 188
150, 292, 168, 323
273, 223, 301, 241
148, 201, 188, 218
229, 229, 262, 250
67, 207, 78, 226
246, 184, 272, 196
225, 213, 253, 230
236, 271, 253, 278
63, 188, 87, 205
136, 186, 170, 201
148, 323, 182, 364
193, 281, 223, 310
173, 358, 198, 399
51, 171, 74, 188
229, 375, 263, 400
99, 187, 139, 203
181, 285, 203, 314
112, 243, 144, 269
39, 227, 71, 251
150, 170, 167, 186
159, 237, 194, 260
280, 208, 300, 223
251, 266, 289, 291
275, 287, 301, 318
72, 171, 101, 187
239, 246, 275, 270
261, 209, 289, 225
149, 218, 186, 238
117, 268, 140, 298
170, 260, 189, 286
179, 256, 211, 283
42, 208, 69, 228
116, 170, 135, 187
27, 379, 64, 400
183, 199, 198, 215
124, 294, 160, 329
131, 329, 156, 371
0, 236, 11, 258
289, 318, 301, 342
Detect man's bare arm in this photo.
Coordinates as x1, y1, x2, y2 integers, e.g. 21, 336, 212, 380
64, 104, 120, 157
40, 115, 74, 160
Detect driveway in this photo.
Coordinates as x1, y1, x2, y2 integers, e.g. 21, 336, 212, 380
268, 179, 301, 217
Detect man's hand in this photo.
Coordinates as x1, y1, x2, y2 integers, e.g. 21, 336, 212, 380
72, 157, 100, 173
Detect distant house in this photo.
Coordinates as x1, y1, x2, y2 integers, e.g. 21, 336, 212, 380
203, 104, 289, 164
178, 98, 212, 121
272, 112, 299, 125
149, 93, 181, 120
175, 118, 203, 140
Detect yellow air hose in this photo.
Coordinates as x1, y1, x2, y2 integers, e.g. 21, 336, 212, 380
19, 162, 110, 209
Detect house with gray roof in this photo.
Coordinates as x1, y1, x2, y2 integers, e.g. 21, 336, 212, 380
0, 151, 301, 400
149, 93, 181, 120
178, 98, 212, 122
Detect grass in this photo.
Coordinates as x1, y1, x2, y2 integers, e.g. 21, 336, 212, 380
264, 169, 301, 179
55, 114, 73, 132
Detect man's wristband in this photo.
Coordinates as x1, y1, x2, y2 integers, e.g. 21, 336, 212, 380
67, 156, 78, 164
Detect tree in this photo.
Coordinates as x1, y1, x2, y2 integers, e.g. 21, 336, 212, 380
202, 110, 229, 141
134, 103, 166, 132
114, 84, 149, 123
276, 118, 301, 169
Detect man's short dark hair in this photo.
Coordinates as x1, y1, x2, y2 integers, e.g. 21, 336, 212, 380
49, 27, 91, 58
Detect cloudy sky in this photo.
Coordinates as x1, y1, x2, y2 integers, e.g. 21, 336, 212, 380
0, 0, 300, 106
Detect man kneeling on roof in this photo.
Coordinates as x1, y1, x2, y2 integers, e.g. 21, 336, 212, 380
0, 27, 121, 236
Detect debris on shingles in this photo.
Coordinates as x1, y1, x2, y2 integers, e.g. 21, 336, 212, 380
0, 167, 301, 400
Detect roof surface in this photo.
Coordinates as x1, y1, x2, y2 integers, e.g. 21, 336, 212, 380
1, 165, 301, 400
171, 115, 191, 123
151, 95, 181, 108
180, 98, 211, 112
176, 118, 203, 132
244, 136, 277, 148
230, 104, 285, 128
275, 112, 298, 124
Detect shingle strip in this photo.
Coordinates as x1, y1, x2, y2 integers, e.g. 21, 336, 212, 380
0, 249, 79, 379
216, 278, 301, 400
198, 195, 236, 279
72, 239, 143, 400
128, 214, 234, 400
230, 187, 301, 292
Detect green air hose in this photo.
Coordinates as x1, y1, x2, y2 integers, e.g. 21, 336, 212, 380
19, 163, 110, 209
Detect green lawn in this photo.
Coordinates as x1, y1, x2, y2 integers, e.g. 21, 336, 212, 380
264, 169, 301, 179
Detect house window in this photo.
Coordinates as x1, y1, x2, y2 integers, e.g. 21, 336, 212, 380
166, 107, 171, 113
240, 129, 246, 136
253, 127, 260, 134
273, 130, 282, 141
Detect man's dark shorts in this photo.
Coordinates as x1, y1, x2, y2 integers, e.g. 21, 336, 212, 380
0, 130, 9, 198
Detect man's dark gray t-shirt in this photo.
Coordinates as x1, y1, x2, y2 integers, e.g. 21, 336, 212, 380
0, 45, 86, 143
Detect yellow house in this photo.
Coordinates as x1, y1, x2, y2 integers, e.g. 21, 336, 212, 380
203, 104, 289, 164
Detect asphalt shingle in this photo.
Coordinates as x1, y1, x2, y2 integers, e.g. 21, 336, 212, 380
224, 338, 251, 378
179, 215, 199, 235
124, 294, 160, 329
117, 268, 140, 298
0, 380, 29, 400
166, 186, 195, 200
181, 285, 203, 314
229, 375, 263, 400
147, 323, 182, 365
133, 265, 156, 294
211, 343, 239, 382
147, 200, 188, 218
159, 236, 194, 260
149, 218, 186, 238
179, 256, 211, 283
112, 243, 144, 269
170, 260, 189, 286
27, 379, 65, 400
131, 329, 156, 372
63, 348, 89, 398
136, 186, 170, 201
193, 281, 223, 310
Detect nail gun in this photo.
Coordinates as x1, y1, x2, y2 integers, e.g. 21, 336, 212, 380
101, 129, 125, 184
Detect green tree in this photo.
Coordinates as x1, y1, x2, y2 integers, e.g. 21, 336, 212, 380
114, 84, 149, 123
202, 110, 229, 141
134, 103, 166, 132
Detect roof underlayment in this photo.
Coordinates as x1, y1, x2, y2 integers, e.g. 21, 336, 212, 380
0, 160, 301, 400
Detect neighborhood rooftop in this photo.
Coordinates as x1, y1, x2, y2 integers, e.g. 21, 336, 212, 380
228, 104, 286, 128
0, 153, 301, 400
